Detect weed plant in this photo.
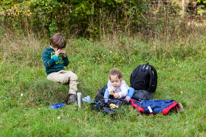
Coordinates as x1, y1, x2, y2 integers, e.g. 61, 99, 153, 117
0, 26, 205, 136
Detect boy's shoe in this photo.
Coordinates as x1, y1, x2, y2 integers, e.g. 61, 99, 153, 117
67, 94, 77, 105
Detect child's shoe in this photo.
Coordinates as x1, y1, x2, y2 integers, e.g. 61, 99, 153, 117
67, 94, 77, 105
177, 103, 184, 113
122, 96, 131, 105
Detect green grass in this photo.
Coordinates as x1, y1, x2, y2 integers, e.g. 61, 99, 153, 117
0, 28, 206, 136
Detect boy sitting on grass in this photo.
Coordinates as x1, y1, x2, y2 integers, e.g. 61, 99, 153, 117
42, 33, 79, 104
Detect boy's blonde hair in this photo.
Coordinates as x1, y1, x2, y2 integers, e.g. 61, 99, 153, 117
50, 33, 66, 49
109, 68, 123, 79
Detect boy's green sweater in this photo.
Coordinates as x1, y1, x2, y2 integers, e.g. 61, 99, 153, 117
42, 46, 69, 75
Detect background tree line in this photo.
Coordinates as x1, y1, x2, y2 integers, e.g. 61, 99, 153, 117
0, 0, 206, 40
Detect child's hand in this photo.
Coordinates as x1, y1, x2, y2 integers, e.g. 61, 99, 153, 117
59, 49, 66, 57
114, 93, 120, 98
109, 91, 114, 95
55, 49, 61, 57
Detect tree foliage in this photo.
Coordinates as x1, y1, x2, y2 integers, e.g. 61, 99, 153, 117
0, 0, 151, 38
2, 0, 205, 39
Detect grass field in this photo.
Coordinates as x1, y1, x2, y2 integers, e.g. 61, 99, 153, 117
0, 28, 205, 136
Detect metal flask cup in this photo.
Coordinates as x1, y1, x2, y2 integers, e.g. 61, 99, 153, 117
77, 92, 82, 108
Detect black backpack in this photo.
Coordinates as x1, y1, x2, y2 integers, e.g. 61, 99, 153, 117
130, 63, 157, 93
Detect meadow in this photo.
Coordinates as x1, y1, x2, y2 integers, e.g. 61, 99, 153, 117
0, 26, 205, 136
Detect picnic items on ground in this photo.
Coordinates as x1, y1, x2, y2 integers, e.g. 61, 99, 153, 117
77, 92, 82, 109
91, 63, 183, 115
50, 103, 66, 109
90, 98, 123, 114
131, 90, 153, 100
130, 99, 183, 116
82, 95, 92, 103
130, 63, 157, 94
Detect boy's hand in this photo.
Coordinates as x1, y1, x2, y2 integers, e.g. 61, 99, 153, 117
59, 49, 66, 57
55, 49, 61, 57
114, 93, 120, 98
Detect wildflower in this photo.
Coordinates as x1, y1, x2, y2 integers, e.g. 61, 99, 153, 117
21, 93, 23, 96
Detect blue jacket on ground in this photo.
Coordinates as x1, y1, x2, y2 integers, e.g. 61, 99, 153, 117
131, 99, 178, 115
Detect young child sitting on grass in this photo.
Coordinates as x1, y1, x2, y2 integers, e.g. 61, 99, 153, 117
42, 33, 79, 105
103, 68, 135, 104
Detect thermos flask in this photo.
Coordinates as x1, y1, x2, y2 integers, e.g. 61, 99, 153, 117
77, 92, 82, 108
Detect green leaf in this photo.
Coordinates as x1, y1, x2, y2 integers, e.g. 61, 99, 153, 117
86, 10, 90, 15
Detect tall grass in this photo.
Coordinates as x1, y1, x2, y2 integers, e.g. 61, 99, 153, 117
0, 25, 206, 136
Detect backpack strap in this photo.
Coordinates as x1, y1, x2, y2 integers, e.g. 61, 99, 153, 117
130, 65, 141, 87
147, 65, 157, 93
